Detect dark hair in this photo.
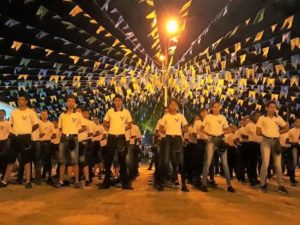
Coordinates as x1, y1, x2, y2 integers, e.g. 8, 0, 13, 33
210, 101, 220, 108
200, 108, 207, 113
113, 94, 123, 101
266, 101, 277, 108
18, 93, 28, 100
169, 98, 179, 107
0, 109, 6, 114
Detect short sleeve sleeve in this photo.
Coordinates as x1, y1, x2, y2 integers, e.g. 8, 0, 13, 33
103, 109, 111, 122
126, 110, 133, 123
222, 116, 229, 129
181, 114, 188, 127
277, 116, 287, 128
30, 110, 39, 125
256, 116, 263, 128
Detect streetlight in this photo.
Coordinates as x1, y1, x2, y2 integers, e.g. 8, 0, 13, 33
163, 18, 179, 106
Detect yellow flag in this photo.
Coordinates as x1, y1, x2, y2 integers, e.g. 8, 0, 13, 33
281, 15, 294, 30
146, 11, 156, 19
69, 5, 83, 17
254, 31, 264, 42
11, 41, 23, 51
290, 37, 300, 50
69, 55, 80, 64
240, 54, 246, 64
271, 24, 277, 32
180, 0, 192, 13
235, 42, 241, 52
262, 47, 269, 57
96, 26, 105, 34
112, 39, 120, 47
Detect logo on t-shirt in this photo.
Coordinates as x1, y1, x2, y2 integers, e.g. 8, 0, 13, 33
0, 126, 3, 130
120, 116, 125, 121
22, 116, 27, 120
175, 118, 180, 123
72, 118, 77, 123
217, 120, 222, 124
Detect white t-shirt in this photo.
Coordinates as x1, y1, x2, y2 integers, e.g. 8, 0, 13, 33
279, 132, 290, 147
92, 123, 103, 142
155, 119, 166, 139
100, 125, 108, 147
78, 118, 94, 142
10, 108, 39, 135
245, 122, 262, 143
202, 114, 229, 136
0, 120, 11, 140
104, 108, 132, 135
188, 126, 197, 144
39, 120, 55, 141
160, 113, 188, 136
225, 132, 238, 147
256, 115, 287, 138
51, 127, 61, 144
58, 111, 83, 135
193, 119, 208, 140
130, 124, 142, 145
236, 126, 249, 142
287, 128, 300, 143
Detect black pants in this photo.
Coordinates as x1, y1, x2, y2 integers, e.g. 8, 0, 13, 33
227, 145, 237, 178
103, 135, 128, 185
38, 141, 52, 179
246, 142, 260, 182
0, 139, 9, 176
236, 143, 247, 181
159, 135, 185, 186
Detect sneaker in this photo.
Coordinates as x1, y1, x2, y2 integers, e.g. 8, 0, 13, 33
278, 186, 288, 194
0, 181, 7, 188
208, 180, 217, 187
174, 180, 180, 186
157, 184, 164, 192
85, 180, 92, 186
34, 179, 42, 185
259, 184, 267, 193
99, 182, 110, 189
122, 184, 134, 190
25, 182, 32, 189
227, 186, 235, 193
181, 185, 190, 192
54, 182, 63, 188
74, 182, 82, 189
200, 185, 208, 192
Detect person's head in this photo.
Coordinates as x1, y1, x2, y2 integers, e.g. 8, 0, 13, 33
200, 108, 208, 120
52, 120, 58, 128
113, 94, 123, 109
266, 101, 277, 116
251, 112, 261, 123
294, 117, 300, 129
210, 101, 221, 115
242, 116, 251, 127
231, 124, 238, 133
17, 94, 28, 108
66, 95, 76, 109
93, 117, 99, 124
168, 99, 179, 113
40, 110, 48, 121
83, 110, 90, 119
75, 107, 83, 114
0, 109, 6, 120
164, 107, 169, 115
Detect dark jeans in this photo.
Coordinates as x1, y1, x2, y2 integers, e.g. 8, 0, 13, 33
246, 142, 260, 181
227, 145, 237, 178
286, 146, 299, 182
159, 135, 185, 186
0, 139, 9, 176
236, 143, 247, 181
103, 135, 128, 185
37, 141, 52, 179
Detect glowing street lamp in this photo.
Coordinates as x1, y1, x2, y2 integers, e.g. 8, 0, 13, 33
166, 19, 179, 34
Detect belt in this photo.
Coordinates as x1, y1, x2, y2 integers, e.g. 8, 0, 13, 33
263, 136, 279, 140
208, 134, 224, 138
62, 134, 78, 137
108, 134, 125, 138
166, 135, 181, 138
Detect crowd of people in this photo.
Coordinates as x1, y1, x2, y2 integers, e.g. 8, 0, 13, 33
0, 94, 141, 190
0, 94, 299, 195
151, 100, 299, 194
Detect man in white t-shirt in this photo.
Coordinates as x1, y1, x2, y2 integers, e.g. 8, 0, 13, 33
285, 117, 300, 186
0, 94, 39, 189
158, 99, 189, 192
200, 101, 235, 193
54, 95, 85, 189
256, 101, 289, 193
102, 94, 133, 190
0, 109, 10, 177
35, 110, 55, 185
